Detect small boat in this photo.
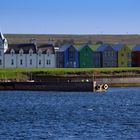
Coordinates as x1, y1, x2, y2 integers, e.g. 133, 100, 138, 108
93, 81, 109, 92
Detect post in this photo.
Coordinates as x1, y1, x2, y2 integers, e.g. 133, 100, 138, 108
93, 81, 96, 92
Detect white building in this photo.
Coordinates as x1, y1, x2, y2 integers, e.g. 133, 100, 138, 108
0, 33, 56, 68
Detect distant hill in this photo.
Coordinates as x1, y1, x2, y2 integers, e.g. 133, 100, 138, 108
4, 34, 140, 46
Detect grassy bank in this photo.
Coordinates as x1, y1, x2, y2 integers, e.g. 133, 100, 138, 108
0, 67, 140, 80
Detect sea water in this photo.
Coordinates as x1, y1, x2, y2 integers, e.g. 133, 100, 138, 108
0, 88, 140, 140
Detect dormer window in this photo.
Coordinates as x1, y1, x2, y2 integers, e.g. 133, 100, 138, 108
38, 49, 42, 56
19, 49, 24, 56
29, 49, 33, 56
10, 49, 15, 56
46, 50, 50, 56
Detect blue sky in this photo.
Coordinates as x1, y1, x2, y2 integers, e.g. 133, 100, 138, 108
0, 0, 140, 34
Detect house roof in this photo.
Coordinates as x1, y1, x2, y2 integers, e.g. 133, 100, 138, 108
78, 44, 90, 51
90, 44, 101, 51
58, 44, 78, 52
133, 44, 140, 51
37, 44, 55, 54
5, 43, 37, 54
96, 44, 111, 52
112, 44, 124, 51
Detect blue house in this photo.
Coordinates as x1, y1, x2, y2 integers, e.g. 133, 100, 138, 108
56, 45, 79, 68
96, 44, 117, 67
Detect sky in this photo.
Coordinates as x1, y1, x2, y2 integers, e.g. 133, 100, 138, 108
0, 0, 140, 34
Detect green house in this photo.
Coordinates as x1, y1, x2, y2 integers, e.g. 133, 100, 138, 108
112, 44, 132, 67
78, 44, 93, 68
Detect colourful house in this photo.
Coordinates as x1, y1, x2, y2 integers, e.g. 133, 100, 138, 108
96, 44, 117, 67
90, 45, 101, 68
112, 44, 131, 67
132, 45, 140, 67
56, 45, 79, 68
79, 44, 93, 68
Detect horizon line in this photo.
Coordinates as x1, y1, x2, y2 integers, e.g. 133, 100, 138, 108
3, 33, 140, 36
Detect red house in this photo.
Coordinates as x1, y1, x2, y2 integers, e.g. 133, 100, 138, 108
132, 45, 140, 67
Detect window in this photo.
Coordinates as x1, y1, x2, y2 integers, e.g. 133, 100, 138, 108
19, 49, 23, 56
128, 61, 131, 67
11, 52, 14, 56
11, 59, 14, 65
38, 50, 42, 56
49, 60, 51, 65
29, 51, 33, 56
111, 51, 114, 56
47, 51, 50, 56
20, 59, 23, 65
11, 50, 14, 56
108, 51, 111, 56
46, 60, 48, 65
128, 53, 131, 58
30, 59, 32, 65
121, 53, 124, 57
39, 60, 41, 65
46, 60, 51, 65
0, 59, 2, 65
68, 47, 75, 61
0, 51, 1, 56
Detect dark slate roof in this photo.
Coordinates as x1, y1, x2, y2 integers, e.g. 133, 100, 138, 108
133, 44, 140, 51
37, 44, 55, 54
112, 44, 124, 51
96, 44, 110, 52
58, 44, 78, 52
5, 43, 37, 54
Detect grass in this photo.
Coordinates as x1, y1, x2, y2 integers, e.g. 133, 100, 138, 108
0, 67, 140, 79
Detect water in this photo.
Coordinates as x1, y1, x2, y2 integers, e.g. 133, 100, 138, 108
0, 88, 140, 140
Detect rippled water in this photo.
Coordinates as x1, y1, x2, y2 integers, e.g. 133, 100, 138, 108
0, 88, 140, 140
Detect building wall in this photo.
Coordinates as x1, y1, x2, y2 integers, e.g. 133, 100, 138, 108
44, 54, 56, 68
37, 54, 44, 68
0, 39, 5, 68
132, 51, 140, 67
93, 52, 101, 68
79, 45, 93, 68
4, 53, 56, 68
118, 46, 131, 67
56, 52, 64, 68
17, 54, 27, 68
0, 49, 4, 68
102, 46, 117, 67
27, 54, 37, 68
64, 46, 79, 68
5, 54, 17, 68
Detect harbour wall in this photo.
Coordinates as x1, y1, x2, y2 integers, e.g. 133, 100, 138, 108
0, 82, 93, 92
0, 77, 139, 91
95, 77, 140, 85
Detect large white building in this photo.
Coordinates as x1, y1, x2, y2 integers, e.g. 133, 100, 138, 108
0, 33, 56, 68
